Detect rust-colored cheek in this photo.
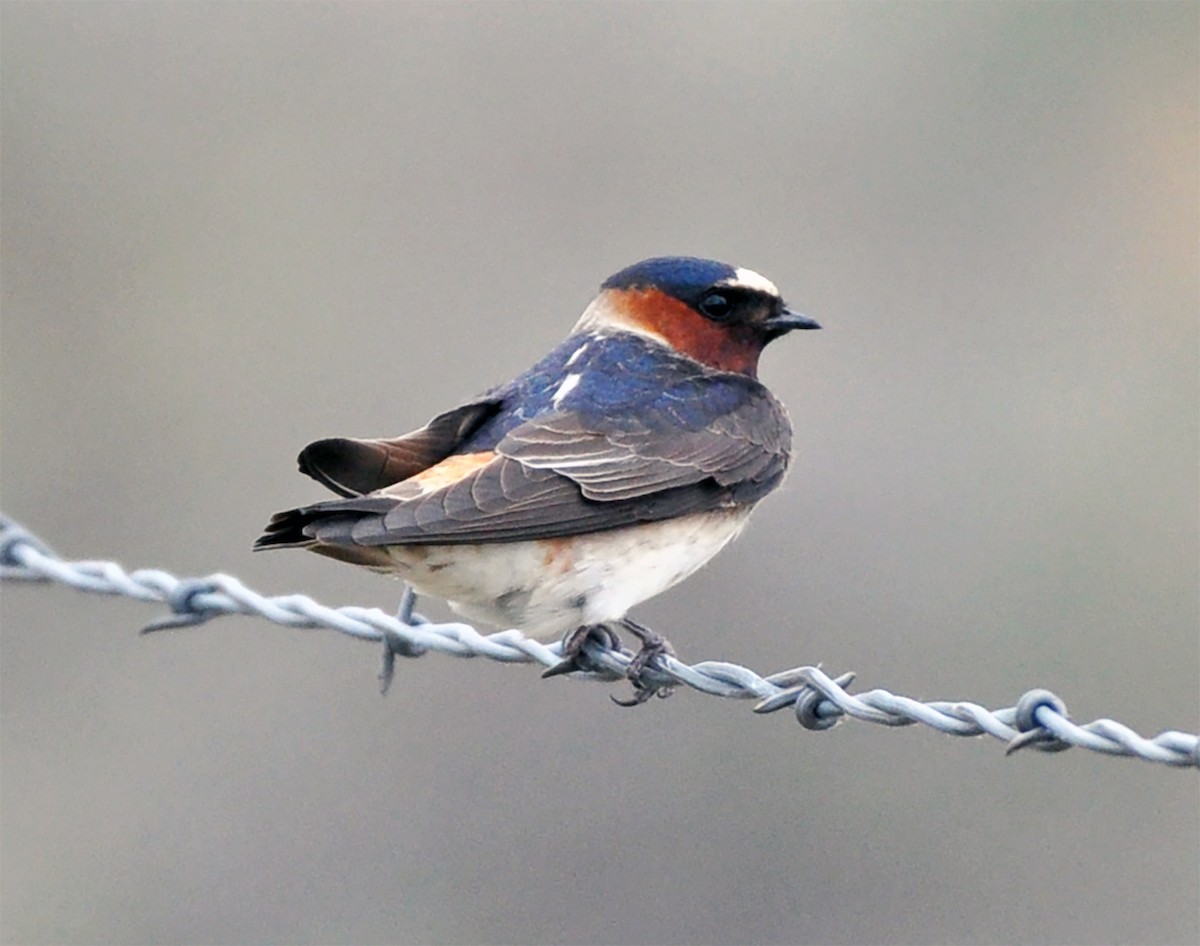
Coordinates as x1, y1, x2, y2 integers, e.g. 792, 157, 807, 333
621, 289, 763, 376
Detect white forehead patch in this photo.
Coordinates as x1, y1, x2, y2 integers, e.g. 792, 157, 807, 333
721, 267, 779, 297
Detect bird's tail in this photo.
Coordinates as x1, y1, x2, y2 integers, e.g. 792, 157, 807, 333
254, 507, 321, 550
254, 499, 396, 568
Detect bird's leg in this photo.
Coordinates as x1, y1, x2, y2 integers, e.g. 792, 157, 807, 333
611, 617, 676, 706
541, 623, 625, 679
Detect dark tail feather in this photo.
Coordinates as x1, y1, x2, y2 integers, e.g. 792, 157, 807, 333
254, 495, 397, 550
254, 507, 319, 550
254, 503, 396, 568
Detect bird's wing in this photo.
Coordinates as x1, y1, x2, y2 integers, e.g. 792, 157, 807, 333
499, 392, 790, 500
256, 393, 791, 549
294, 397, 503, 497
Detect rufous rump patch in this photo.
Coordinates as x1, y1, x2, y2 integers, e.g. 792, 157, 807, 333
408, 451, 497, 493
615, 288, 763, 376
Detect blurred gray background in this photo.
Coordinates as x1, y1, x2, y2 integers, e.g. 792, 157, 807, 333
2, 4, 1196, 945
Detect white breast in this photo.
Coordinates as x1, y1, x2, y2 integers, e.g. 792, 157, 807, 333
381, 509, 753, 639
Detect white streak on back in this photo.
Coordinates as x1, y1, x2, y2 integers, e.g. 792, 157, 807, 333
551, 372, 582, 407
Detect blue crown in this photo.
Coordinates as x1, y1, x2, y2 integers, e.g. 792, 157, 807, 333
600, 257, 738, 305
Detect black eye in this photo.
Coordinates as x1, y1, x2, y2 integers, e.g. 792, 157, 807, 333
699, 292, 732, 320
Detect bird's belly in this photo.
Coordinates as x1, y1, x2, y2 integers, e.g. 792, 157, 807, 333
381, 508, 752, 638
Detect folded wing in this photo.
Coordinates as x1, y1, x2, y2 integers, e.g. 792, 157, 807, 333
256, 392, 791, 550
293, 397, 503, 497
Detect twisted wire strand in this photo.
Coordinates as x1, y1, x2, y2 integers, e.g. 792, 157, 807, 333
2, 514, 1196, 768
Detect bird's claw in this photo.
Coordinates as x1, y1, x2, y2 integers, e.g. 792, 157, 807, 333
610, 682, 672, 707
543, 619, 678, 707
611, 620, 676, 707
542, 624, 623, 679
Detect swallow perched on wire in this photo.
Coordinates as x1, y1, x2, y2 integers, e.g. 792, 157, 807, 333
255, 256, 819, 701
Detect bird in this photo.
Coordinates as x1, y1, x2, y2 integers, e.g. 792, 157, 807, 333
255, 256, 819, 701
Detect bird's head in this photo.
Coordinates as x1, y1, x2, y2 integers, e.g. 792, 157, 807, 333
573, 256, 819, 377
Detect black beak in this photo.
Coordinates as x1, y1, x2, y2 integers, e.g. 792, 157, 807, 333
763, 306, 821, 335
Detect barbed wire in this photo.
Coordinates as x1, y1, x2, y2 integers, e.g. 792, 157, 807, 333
1, 513, 1196, 768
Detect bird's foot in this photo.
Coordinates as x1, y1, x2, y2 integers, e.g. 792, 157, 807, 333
542, 623, 625, 679
611, 618, 676, 707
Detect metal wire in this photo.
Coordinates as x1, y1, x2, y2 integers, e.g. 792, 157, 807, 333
2, 513, 1196, 768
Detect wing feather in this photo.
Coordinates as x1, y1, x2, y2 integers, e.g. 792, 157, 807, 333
295, 397, 502, 497
257, 373, 793, 550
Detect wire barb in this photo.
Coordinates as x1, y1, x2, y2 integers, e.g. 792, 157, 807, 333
2, 514, 1196, 769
